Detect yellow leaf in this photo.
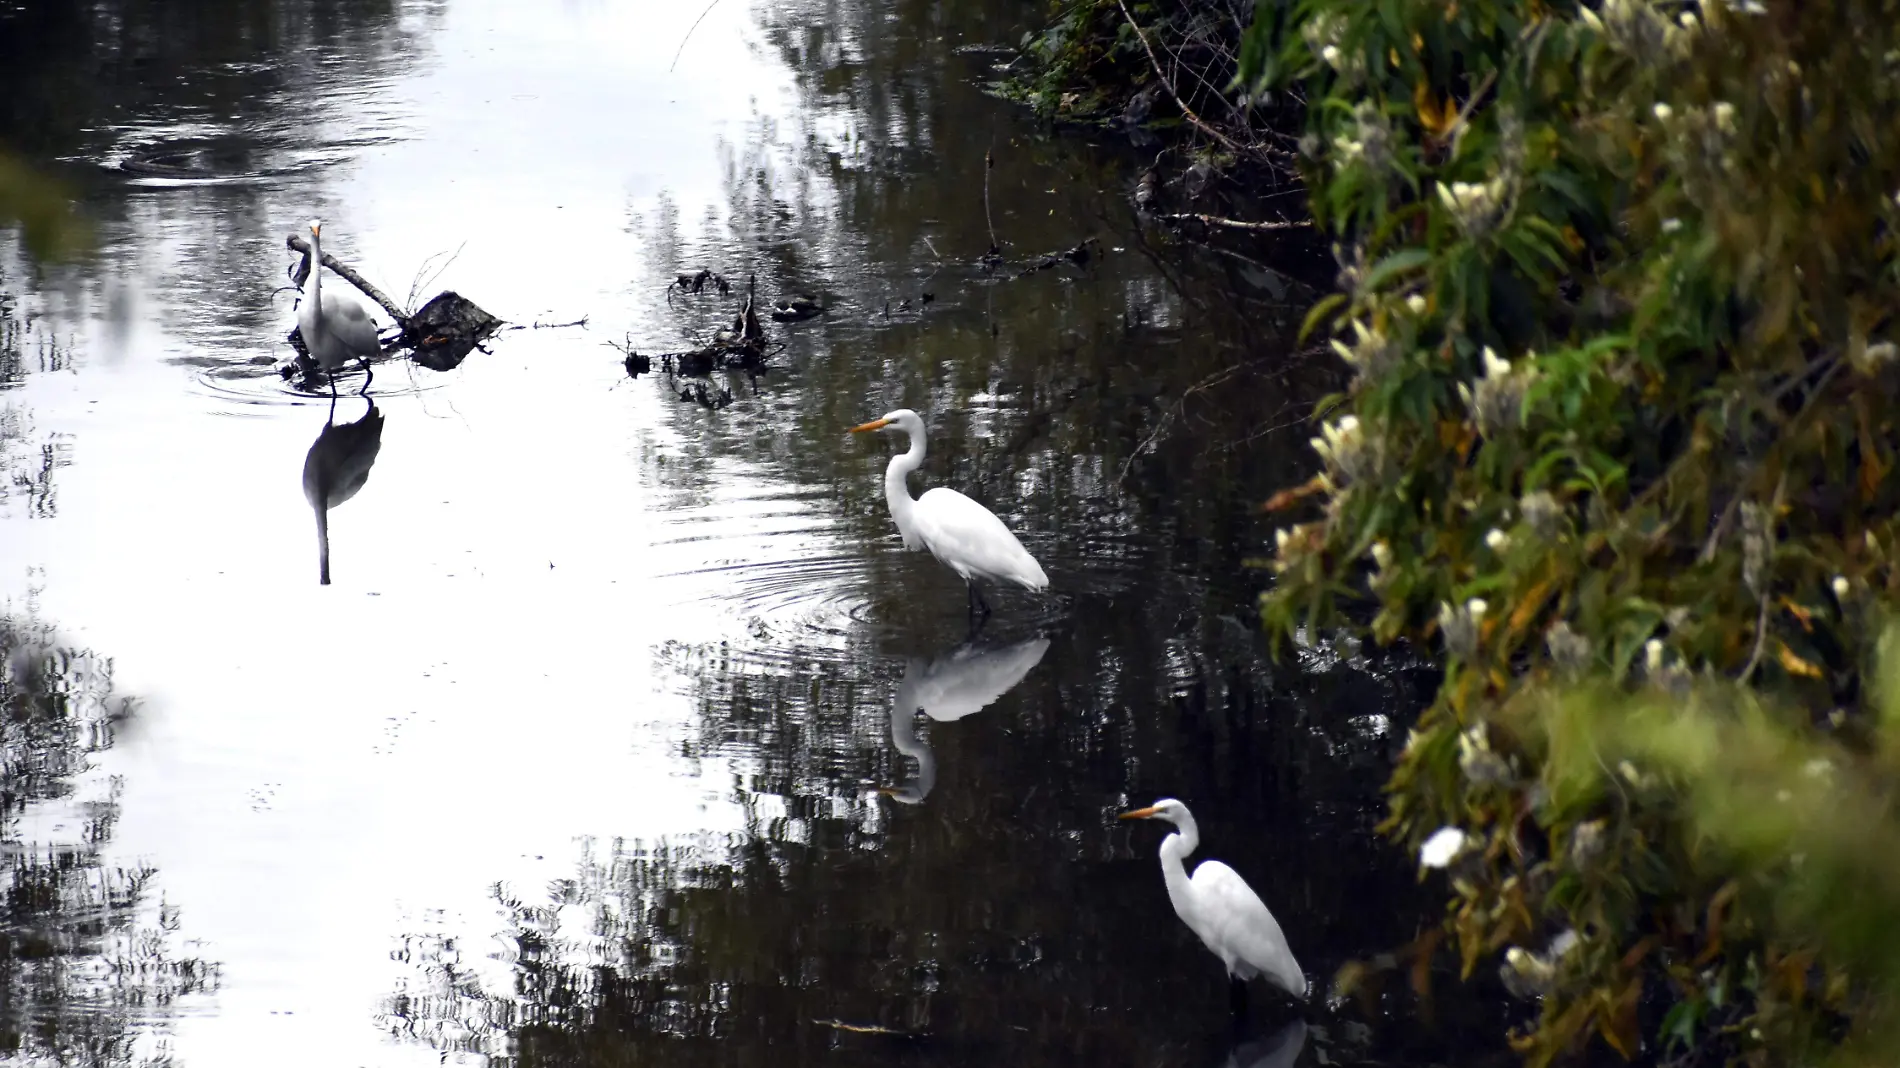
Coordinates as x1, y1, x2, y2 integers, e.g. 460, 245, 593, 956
1414, 80, 1456, 138
1781, 598, 1815, 632
1776, 642, 1825, 678
1510, 577, 1556, 639
1597, 977, 1644, 1060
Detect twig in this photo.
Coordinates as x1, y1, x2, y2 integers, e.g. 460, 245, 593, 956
669, 0, 722, 73
1117, 0, 1246, 156
1738, 473, 1789, 683
287, 234, 409, 327
1697, 356, 1844, 563
982, 147, 999, 253
1116, 355, 1303, 488
405, 242, 466, 316
1160, 212, 1311, 231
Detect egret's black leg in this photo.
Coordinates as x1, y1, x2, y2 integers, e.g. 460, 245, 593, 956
359, 357, 374, 395
328, 372, 339, 401
1229, 976, 1251, 1027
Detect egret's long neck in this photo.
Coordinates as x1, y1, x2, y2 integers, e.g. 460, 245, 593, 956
306, 235, 323, 306
883, 428, 926, 539
1159, 816, 1200, 917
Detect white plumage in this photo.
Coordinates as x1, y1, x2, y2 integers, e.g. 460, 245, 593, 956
297, 219, 381, 397
850, 408, 1048, 617
1121, 798, 1308, 1003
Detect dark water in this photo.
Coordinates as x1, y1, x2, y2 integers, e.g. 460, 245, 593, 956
0, 1, 1514, 1065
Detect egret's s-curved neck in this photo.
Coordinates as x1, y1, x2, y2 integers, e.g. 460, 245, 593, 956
1158, 813, 1201, 917
883, 425, 926, 540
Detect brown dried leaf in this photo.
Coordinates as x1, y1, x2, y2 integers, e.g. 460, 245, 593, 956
1261, 474, 1331, 513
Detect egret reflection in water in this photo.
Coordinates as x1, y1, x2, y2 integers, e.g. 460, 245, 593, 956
301, 396, 384, 585
1224, 1020, 1309, 1068
882, 634, 1051, 804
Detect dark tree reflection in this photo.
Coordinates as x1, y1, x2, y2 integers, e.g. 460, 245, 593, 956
0, 611, 218, 1064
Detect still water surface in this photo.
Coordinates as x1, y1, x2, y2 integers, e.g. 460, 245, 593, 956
1, 1, 1511, 1065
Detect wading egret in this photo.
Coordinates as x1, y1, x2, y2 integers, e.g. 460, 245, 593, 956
849, 409, 1048, 619
881, 636, 1052, 804
1120, 799, 1307, 1015
298, 219, 382, 397
302, 398, 385, 585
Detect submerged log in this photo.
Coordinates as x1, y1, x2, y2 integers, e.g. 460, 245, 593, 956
406, 291, 502, 372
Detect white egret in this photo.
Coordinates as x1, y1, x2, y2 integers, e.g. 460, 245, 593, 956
301, 398, 385, 585
881, 636, 1052, 804
849, 409, 1048, 619
1120, 799, 1307, 1014
298, 219, 382, 397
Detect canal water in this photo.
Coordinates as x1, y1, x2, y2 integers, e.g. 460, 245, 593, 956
0, 1, 1510, 1065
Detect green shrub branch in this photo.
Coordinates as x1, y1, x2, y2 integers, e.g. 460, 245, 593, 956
1245, 0, 1900, 1061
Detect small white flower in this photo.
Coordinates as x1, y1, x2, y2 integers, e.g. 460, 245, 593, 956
1420, 826, 1470, 869
1371, 541, 1393, 569
1653, 103, 1673, 122
1321, 44, 1342, 66
1405, 294, 1427, 315
1485, 528, 1511, 552
1661, 217, 1683, 234
1275, 528, 1290, 551
1467, 598, 1488, 619
1645, 638, 1665, 673
1833, 575, 1851, 599
1713, 101, 1736, 132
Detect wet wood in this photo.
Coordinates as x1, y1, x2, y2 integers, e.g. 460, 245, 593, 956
286, 234, 410, 327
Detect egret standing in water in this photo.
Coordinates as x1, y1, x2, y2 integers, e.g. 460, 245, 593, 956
297, 219, 382, 397
849, 409, 1048, 620
1120, 799, 1307, 1017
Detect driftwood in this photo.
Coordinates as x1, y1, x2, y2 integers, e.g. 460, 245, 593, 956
286, 234, 409, 327
282, 234, 502, 379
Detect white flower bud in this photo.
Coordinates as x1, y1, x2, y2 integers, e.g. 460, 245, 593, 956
1420, 826, 1469, 869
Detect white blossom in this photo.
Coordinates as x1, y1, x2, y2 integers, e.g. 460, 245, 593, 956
1420, 826, 1470, 869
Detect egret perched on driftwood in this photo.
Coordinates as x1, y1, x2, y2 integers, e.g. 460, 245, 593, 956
1120, 799, 1307, 1017
297, 219, 382, 397
849, 409, 1048, 620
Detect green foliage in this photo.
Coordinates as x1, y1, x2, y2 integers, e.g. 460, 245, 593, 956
0, 152, 87, 262
1246, 0, 1900, 1062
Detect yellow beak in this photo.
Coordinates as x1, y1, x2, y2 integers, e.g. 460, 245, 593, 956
311, 224, 321, 237
849, 417, 892, 434
1118, 806, 1161, 820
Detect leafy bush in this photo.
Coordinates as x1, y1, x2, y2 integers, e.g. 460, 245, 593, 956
1244, 0, 1900, 1062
